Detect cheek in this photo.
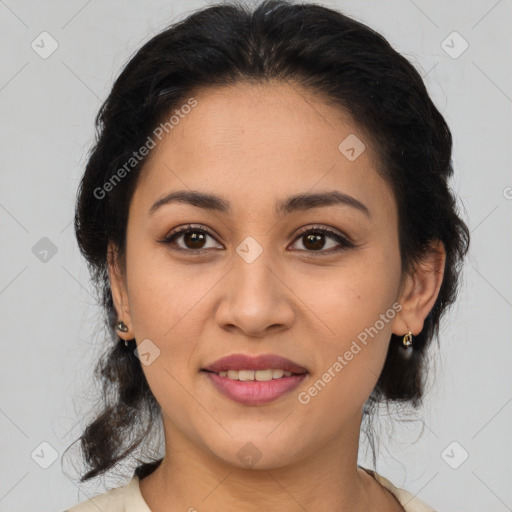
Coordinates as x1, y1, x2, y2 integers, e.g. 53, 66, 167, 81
124, 249, 209, 423
308, 249, 400, 342
301, 248, 401, 398
125, 244, 233, 393
125, 240, 208, 336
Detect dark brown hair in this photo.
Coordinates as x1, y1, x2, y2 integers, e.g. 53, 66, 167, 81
63, 0, 470, 482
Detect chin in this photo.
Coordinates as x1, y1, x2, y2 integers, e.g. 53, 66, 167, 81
203, 433, 309, 471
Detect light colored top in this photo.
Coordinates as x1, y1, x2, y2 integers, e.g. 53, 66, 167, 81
63, 468, 436, 512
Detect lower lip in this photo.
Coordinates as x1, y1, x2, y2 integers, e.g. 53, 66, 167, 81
203, 371, 307, 405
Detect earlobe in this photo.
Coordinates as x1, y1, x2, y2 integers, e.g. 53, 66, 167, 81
107, 241, 133, 335
392, 240, 446, 337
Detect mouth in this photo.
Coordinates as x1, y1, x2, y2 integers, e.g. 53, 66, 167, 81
201, 353, 308, 405
202, 352, 308, 375
202, 368, 300, 381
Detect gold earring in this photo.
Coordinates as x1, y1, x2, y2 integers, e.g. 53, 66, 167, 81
403, 331, 413, 347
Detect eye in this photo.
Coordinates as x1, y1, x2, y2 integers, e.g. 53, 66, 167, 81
158, 224, 356, 255
289, 226, 356, 254
158, 224, 222, 253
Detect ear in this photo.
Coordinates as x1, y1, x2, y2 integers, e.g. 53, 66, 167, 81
391, 240, 446, 337
107, 241, 134, 339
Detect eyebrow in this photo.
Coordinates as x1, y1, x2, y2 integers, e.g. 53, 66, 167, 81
149, 189, 371, 219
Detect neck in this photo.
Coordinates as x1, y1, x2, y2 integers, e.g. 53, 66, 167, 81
139, 409, 377, 512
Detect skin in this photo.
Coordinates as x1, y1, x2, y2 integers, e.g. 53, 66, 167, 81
108, 81, 446, 511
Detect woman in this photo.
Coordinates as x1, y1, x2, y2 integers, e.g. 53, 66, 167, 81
62, 0, 470, 510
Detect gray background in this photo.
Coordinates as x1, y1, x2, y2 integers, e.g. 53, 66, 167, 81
0, 0, 511, 511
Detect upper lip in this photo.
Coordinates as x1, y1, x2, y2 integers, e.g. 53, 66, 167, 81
203, 353, 308, 374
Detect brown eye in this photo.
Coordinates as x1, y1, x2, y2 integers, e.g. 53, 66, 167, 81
302, 233, 327, 251
159, 224, 355, 256
159, 224, 223, 253
182, 231, 207, 249
291, 227, 355, 254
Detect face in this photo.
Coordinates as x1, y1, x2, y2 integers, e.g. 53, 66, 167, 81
109, 81, 413, 470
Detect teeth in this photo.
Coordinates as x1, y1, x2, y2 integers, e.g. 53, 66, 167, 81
216, 369, 295, 380
272, 369, 284, 379
239, 370, 255, 381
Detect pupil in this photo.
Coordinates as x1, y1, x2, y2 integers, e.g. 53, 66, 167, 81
185, 232, 205, 249
305, 233, 324, 250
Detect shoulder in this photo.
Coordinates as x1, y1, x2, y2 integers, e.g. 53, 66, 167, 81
62, 470, 436, 512
361, 467, 437, 512
62, 476, 151, 512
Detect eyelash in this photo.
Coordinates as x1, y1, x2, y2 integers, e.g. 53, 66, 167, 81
158, 223, 357, 256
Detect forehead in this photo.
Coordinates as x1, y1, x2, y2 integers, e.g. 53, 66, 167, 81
134, 81, 396, 224
149, 81, 375, 166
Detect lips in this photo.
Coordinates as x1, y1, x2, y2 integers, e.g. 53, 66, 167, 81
202, 354, 309, 405
202, 353, 308, 375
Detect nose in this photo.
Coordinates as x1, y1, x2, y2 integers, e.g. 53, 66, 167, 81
215, 248, 295, 338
